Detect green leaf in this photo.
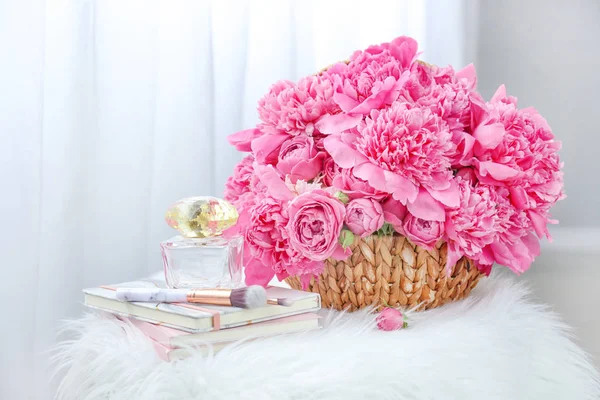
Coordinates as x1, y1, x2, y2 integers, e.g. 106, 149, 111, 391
376, 222, 396, 236
334, 191, 350, 204
338, 229, 355, 248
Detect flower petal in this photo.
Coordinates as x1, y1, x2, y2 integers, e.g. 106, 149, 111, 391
244, 257, 275, 287
407, 188, 446, 221
456, 63, 477, 88
528, 210, 551, 240
333, 92, 360, 113
478, 161, 520, 181
228, 128, 262, 152
254, 164, 294, 201
490, 84, 507, 103
330, 243, 352, 260
474, 122, 504, 150
323, 134, 365, 169
315, 113, 362, 134
251, 132, 289, 164
427, 180, 460, 208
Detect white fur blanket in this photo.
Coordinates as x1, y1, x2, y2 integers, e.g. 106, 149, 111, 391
52, 274, 600, 400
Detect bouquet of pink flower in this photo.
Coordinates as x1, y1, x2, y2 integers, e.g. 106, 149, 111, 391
224, 36, 564, 290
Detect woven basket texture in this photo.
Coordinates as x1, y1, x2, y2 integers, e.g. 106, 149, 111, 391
286, 234, 483, 312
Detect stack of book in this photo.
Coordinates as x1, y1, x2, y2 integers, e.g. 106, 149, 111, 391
83, 279, 321, 361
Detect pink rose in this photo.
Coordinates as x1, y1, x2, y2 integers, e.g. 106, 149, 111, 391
276, 136, 325, 183
286, 190, 347, 261
376, 307, 405, 331
345, 198, 384, 237
322, 156, 341, 186
403, 214, 444, 250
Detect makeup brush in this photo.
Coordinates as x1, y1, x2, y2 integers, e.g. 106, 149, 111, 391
267, 297, 295, 306
115, 286, 267, 309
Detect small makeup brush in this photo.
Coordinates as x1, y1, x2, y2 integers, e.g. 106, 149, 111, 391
115, 286, 267, 309
267, 297, 295, 306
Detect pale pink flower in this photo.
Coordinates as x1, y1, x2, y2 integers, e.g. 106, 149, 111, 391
403, 214, 444, 250
224, 155, 255, 206
276, 136, 325, 183
377, 307, 405, 331
286, 190, 347, 261
345, 198, 385, 237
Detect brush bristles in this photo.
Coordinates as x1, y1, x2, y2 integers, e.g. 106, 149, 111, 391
277, 298, 294, 307
230, 286, 267, 309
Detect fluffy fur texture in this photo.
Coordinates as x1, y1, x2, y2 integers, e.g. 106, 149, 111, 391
52, 273, 599, 400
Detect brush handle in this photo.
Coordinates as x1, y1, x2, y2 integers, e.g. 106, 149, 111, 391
116, 288, 188, 303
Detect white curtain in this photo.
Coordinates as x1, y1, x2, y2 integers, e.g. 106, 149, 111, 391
0, 0, 470, 397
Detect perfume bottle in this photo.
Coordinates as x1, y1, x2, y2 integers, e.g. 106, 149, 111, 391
161, 197, 244, 289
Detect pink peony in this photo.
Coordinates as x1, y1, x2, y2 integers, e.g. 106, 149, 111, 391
472, 86, 564, 239
315, 37, 417, 134
403, 214, 444, 250
286, 190, 347, 261
331, 167, 386, 200
224, 155, 255, 206
257, 75, 339, 137
479, 186, 539, 275
276, 136, 325, 183
345, 198, 385, 237
376, 307, 406, 331
324, 102, 459, 221
445, 179, 500, 273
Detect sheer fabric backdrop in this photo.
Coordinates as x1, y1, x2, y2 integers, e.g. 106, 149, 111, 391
0, 0, 470, 397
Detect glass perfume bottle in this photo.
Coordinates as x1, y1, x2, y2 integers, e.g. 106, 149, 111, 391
161, 197, 244, 289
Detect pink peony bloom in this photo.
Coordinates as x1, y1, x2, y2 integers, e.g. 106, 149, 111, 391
257, 75, 339, 137
276, 136, 325, 183
472, 85, 564, 239
403, 214, 444, 250
376, 307, 405, 331
324, 102, 458, 220
445, 179, 499, 273
331, 167, 386, 200
224, 155, 255, 206
479, 186, 539, 275
316, 37, 417, 134
345, 198, 385, 237
286, 190, 347, 261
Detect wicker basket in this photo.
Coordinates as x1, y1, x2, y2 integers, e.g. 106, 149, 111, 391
286, 234, 483, 312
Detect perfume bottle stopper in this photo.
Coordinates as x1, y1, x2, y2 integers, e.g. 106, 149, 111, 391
165, 196, 238, 238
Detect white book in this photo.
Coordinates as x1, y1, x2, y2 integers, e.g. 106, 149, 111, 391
126, 312, 320, 354
83, 279, 321, 333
